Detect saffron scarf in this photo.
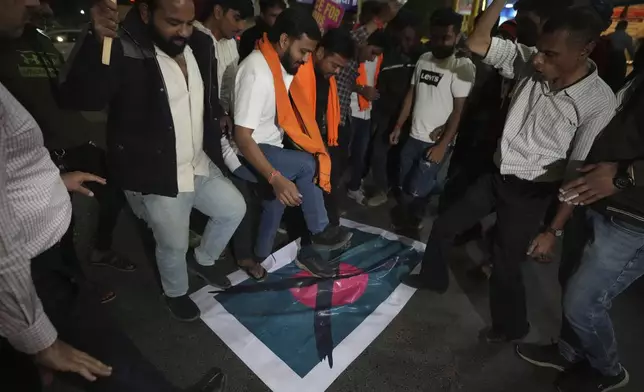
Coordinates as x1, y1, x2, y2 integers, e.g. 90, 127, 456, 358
356, 54, 383, 111
294, 57, 341, 147
257, 35, 332, 192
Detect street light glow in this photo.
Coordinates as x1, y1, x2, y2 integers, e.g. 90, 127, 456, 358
80, 10, 85, 15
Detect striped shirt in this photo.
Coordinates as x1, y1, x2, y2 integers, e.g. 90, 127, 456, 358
0, 82, 71, 354
485, 37, 616, 182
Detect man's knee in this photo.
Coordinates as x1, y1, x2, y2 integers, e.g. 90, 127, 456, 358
563, 285, 601, 327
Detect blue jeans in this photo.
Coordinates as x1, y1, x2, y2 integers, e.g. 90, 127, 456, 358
125, 163, 246, 297
348, 117, 372, 192
398, 136, 444, 206
234, 144, 329, 259
559, 209, 644, 376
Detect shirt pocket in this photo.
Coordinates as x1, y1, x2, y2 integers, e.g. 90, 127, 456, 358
529, 101, 578, 158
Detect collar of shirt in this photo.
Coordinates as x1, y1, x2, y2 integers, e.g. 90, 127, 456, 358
154, 44, 191, 60
557, 61, 600, 101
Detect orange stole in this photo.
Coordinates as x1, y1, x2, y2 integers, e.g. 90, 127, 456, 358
257, 35, 332, 193
294, 58, 341, 147
356, 54, 383, 111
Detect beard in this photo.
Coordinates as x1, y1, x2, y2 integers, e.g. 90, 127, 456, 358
280, 49, 303, 75
149, 22, 188, 58
432, 45, 455, 59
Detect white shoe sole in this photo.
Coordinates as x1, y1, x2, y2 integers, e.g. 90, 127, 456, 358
516, 345, 566, 372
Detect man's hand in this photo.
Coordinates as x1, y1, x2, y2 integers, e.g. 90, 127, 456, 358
559, 163, 619, 206
220, 115, 233, 137
91, 0, 119, 43
271, 175, 302, 207
34, 340, 112, 382
389, 127, 402, 145
61, 171, 107, 197
527, 232, 557, 263
425, 143, 448, 164
359, 86, 380, 102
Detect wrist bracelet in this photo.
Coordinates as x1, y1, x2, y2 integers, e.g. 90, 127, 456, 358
268, 170, 281, 184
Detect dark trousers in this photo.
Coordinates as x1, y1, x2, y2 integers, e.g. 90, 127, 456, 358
420, 171, 557, 337
0, 244, 179, 392
370, 111, 395, 193
51, 143, 125, 251
558, 207, 592, 351
230, 174, 260, 261
347, 117, 372, 192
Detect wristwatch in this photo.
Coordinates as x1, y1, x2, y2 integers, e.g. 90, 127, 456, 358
613, 162, 635, 190
546, 227, 564, 238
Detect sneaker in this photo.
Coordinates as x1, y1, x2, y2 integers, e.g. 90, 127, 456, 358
165, 294, 200, 322
556, 365, 629, 392
347, 188, 366, 205
295, 246, 338, 278
310, 225, 353, 252
185, 367, 227, 392
516, 343, 574, 372
484, 325, 530, 344
366, 191, 388, 207
186, 251, 232, 289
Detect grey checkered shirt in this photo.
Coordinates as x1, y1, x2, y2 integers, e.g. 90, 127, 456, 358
336, 25, 371, 125
0, 83, 71, 354
485, 37, 617, 182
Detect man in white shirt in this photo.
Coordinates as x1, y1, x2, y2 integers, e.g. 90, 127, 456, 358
389, 8, 475, 230
195, 0, 267, 281
61, 0, 246, 322
232, 8, 352, 277
346, 30, 387, 204
404, 1, 616, 344
194, 0, 253, 113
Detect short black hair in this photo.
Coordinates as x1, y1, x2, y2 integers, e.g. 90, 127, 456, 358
267, 7, 322, 44
542, 8, 604, 48
260, 0, 287, 14
387, 9, 421, 34
514, 0, 573, 21
198, 0, 255, 22
429, 7, 464, 33
359, 1, 385, 25
616, 20, 628, 30
319, 28, 356, 60
367, 29, 390, 51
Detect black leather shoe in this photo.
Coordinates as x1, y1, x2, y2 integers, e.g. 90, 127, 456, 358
185, 367, 226, 392
401, 272, 448, 294
165, 294, 200, 322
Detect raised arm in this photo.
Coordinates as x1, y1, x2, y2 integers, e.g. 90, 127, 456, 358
57, 0, 122, 111
466, 0, 507, 56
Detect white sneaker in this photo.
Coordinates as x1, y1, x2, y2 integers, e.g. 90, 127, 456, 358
347, 189, 366, 205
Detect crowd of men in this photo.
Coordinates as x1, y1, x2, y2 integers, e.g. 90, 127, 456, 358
1, 0, 644, 391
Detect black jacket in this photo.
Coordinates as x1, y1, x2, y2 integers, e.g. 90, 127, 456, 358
59, 9, 225, 197
373, 48, 418, 124
587, 74, 644, 226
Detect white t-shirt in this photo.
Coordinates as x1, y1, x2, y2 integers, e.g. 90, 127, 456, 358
410, 52, 476, 143
194, 21, 238, 113
350, 58, 378, 120
234, 50, 294, 149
